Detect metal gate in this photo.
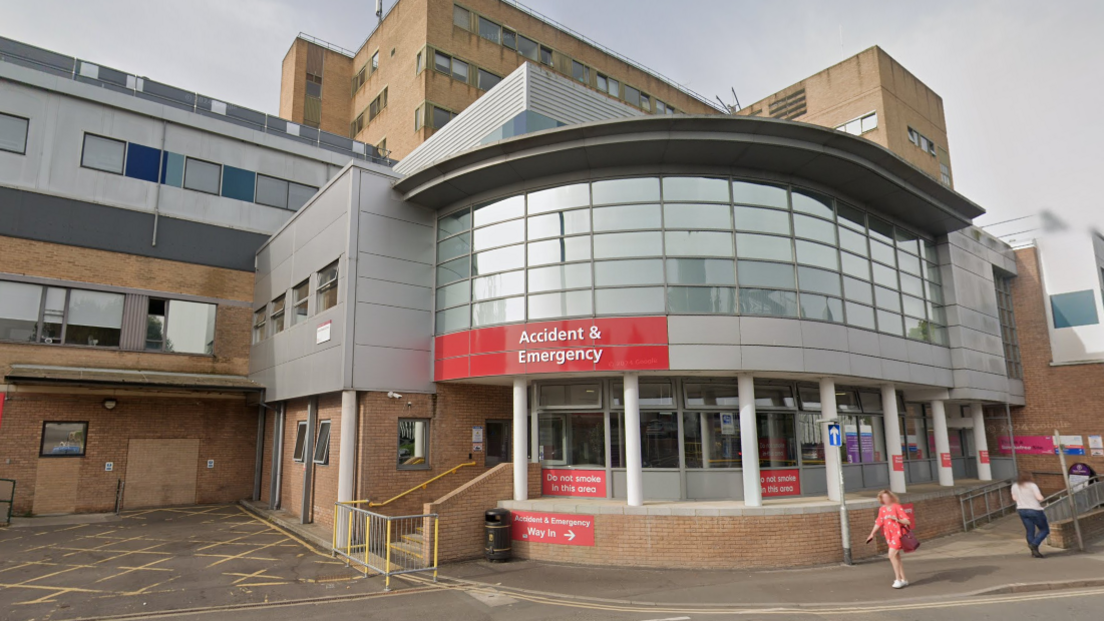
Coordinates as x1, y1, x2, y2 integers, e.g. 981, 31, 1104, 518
0, 478, 14, 526
332, 502, 439, 590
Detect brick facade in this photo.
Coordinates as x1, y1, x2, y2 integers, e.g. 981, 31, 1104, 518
1047, 509, 1104, 549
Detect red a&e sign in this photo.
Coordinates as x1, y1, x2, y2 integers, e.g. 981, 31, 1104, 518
541, 469, 606, 497
760, 469, 800, 497
511, 510, 595, 546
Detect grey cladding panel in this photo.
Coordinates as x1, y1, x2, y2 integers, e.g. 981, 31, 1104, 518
351, 345, 433, 393
353, 303, 432, 350
358, 278, 432, 312
359, 170, 433, 226
667, 316, 740, 345
358, 212, 434, 264
358, 253, 434, 287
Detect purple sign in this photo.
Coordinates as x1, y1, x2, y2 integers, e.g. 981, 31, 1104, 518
844, 424, 875, 464
1069, 463, 1096, 477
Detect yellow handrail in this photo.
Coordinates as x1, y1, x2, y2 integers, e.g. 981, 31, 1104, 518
344, 462, 476, 508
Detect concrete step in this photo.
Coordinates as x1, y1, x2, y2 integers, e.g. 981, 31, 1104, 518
389, 540, 426, 561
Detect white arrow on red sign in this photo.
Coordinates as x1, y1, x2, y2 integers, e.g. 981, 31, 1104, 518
566, 530, 576, 541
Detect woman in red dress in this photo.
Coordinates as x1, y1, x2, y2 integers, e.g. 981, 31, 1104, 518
866, 489, 912, 588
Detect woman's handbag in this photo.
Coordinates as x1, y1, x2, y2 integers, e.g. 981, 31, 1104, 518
900, 527, 921, 552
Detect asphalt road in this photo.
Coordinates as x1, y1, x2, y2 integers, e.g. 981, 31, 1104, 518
111, 583, 1104, 620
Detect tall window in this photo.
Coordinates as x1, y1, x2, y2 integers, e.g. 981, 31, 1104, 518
317, 262, 339, 312
270, 295, 286, 336
291, 280, 310, 325
252, 307, 266, 344
313, 420, 331, 465
0, 112, 29, 154
398, 419, 430, 469
292, 421, 308, 462
370, 50, 379, 74
993, 271, 1022, 379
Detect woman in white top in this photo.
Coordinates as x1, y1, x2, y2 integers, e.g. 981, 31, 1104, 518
1011, 472, 1049, 558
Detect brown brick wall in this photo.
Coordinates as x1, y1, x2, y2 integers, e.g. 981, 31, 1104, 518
0, 235, 254, 378
999, 246, 1104, 484
511, 494, 963, 569
1047, 509, 1104, 549
424, 461, 541, 562
0, 392, 256, 515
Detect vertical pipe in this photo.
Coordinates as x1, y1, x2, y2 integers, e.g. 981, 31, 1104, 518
253, 403, 265, 501
623, 374, 643, 507
738, 374, 761, 508
970, 403, 992, 481
882, 385, 906, 494
301, 398, 318, 524
1005, 401, 1018, 473
512, 378, 528, 501
820, 378, 841, 502
338, 390, 357, 502
931, 400, 954, 487
270, 403, 285, 510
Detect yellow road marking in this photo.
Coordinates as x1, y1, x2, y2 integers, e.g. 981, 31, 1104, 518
95, 557, 173, 583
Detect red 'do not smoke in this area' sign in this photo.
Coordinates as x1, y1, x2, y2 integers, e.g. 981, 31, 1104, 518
760, 469, 801, 497
510, 510, 595, 546
541, 469, 607, 497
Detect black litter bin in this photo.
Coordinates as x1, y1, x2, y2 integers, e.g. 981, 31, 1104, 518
484, 508, 511, 561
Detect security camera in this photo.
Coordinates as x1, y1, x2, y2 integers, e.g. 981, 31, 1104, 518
387, 391, 403, 399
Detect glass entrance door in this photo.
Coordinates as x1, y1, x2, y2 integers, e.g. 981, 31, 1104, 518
485, 420, 511, 467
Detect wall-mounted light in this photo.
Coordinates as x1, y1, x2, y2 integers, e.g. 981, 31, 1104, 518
103, 398, 118, 411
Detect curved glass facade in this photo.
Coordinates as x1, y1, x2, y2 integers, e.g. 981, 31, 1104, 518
435, 176, 946, 344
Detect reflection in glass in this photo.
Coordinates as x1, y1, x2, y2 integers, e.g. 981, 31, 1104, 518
662, 177, 729, 202
877, 310, 904, 335
437, 233, 470, 262
472, 296, 525, 326
897, 250, 921, 276
875, 286, 901, 312
436, 256, 470, 286
684, 383, 739, 407
843, 276, 873, 304
528, 290, 592, 320
473, 244, 525, 275
472, 270, 525, 300
836, 203, 865, 231
593, 231, 662, 258
663, 203, 732, 229
846, 302, 876, 329
435, 306, 468, 335
736, 233, 793, 261
527, 183, 589, 214
591, 177, 660, 205
668, 287, 736, 314
791, 190, 833, 219
902, 294, 926, 318
758, 412, 797, 468
594, 259, 664, 286
734, 205, 790, 235
839, 228, 867, 256
528, 209, 590, 239
797, 266, 841, 296
592, 204, 661, 231
639, 412, 680, 468
799, 293, 844, 323
869, 217, 894, 244
438, 208, 470, 239
595, 287, 665, 314
859, 391, 883, 412
738, 261, 796, 289
611, 382, 675, 407
840, 252, 870, 280
795, 240, 839, 270
872, 263, 898, 289
473, 220, 524, 251
895, 229, 920, 255
870, 240, 896, 266
66, 290, 124, 347
739, 288, 799, 317
793, 214, 837, 245
667, 259, 736, 285
436, 281, 469, 310
684, 412, 742, 469
664, 231, 733, 257
732, 180, 787, 208
528, 236, 591, 266
540, 384, 601, 407
472, 195, 524, 227
528, 263, 591, 292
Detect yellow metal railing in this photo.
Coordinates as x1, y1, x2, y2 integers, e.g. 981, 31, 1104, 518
342, 462, 475, 509
332, 503, 439, 590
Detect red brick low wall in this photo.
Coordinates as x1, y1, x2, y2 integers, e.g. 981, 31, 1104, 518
425, 462, 541, 563
508, 491, 965, 570
1047, 509, 1104, 549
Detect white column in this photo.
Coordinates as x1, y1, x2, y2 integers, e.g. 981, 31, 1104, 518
882, 385, 906, 494
931, 399, 954, 487
413, 421, 427, 459
623, 374, 644, 507
513, 378, 528, 501
738, 374, 762, 508
337, 391, 357, 502
820, 378, 842, 502
700, 415, 712, 470
971, 403, 992, 481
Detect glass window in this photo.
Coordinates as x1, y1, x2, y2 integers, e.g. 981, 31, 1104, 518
528, 236, 590, 266
859, 392, 883, 412
540, 384, 601, 407
733, 205, 790, 235
436, 306, 469, 333
795, 240, 839, 270
846, 302, 876, 329
183, 158, 220, 194
502, 29, 516, 49
791, 190, 833, 219
40, 287, 65, 343
438, 208, 471, 240
472, 270, 525, 300
927, 281, 944, 305
571, 60, 588, 83
875, 286, 901, 312
477, 68, 502, 91
900, 272, 924, 298
164, 300, 216, 354
432, 106, 453, 129
797, 266, 841, 296
528, 209, 590, 240
843, 276, 873, 304
66, 290, 123, 347
0, 112, 29, 154
595, 287, 664, 314
527, 184, 589, 214
542, 412, 605, 467
738, 261, 796, 289
593, 231, 662, 258
453, 4, 470, 28
451, 58, 469, 82
592, 177, 660, 204
398, 419, 430, 468
312, 420, 331, 465
758, 412, 797, 468
739, 288, 799, 317
540, 46, 553, 65
610, 381, 674, 407
607, 77, 620, 98
288, 182, 317, 210
664, 203, 732, 229
638, 412, 679, 468
434, 50, 451, 73
685, 383, 739, 407
592, 204, 661, 231
669, 287, 736, 314
895, 229, 920, 255
842, 415, 886, 464
836, 203, 865, 231
799, 293, 844, 322
473, 195, 524, 226
256, 174, 290, 209
877, 310, 904, 335
905, 316, 931, 341
624, 85, 641, 107
732, 180, 787, 208
667, 259, 736, 285
1051, 290, 1099, 328
81, 134, 125, 174
640, 93, 651, 112
40, 421, 87, 457
683, 412, 741, 468
736, 233, 793, 262
793, 214, 837, 245
478, 16, 500, 43
438, 232, 471, 262
436, 256, 469, 286
517, 35, 539, 61
897, 250, 921, 276
473, 244, 525, 275
472, 296, 525, 326
474, 220, 525, 251
872, 262, 898, 289
291, 280, 309, 325
528, 290, 591, 320
841, 252, 870, 280
839, 227, 867, 256
436, 280, 469, 309
662, 177, 729, 202
0, 281, 42, 342
317, 262, 339, 312
665, 231, 733, 257
594, 259, 664, 286
869, 217, 894, 245
529, 263, 591, 292
271, 295, 285, 335
148, 299, 170, 350
292, 421, 308, 462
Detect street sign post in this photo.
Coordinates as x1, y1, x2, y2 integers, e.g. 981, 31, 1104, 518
1054, 430, 1085, 552
823, 420, 850, 565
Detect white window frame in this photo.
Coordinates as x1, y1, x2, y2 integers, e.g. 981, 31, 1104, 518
252, 307, 266, 344
270, 295, 286, 337
291, 279, 310, 325
317, 261, 339, 312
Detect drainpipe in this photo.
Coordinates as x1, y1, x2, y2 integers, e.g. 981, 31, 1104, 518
301, 397, 318, 524
151, 120, 167, 247
252, 402, 265, 501
270, 403, 285, 510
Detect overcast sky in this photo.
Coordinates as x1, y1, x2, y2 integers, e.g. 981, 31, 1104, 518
4, 0, 1102, 232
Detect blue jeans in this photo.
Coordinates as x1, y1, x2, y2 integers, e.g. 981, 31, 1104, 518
1018, 509, 1050, 547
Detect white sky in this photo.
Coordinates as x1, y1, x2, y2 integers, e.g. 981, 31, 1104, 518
4, 0, 1102, 232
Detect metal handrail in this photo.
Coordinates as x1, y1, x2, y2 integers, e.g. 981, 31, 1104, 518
343, 462, 476, 508
957, 478, 1015, 531
333, 503, 438, 590
1042, 475, 1104, 524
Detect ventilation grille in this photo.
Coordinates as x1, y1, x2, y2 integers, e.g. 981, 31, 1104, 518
768, 88, 806, 121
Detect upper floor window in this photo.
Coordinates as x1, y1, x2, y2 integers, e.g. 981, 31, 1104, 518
317, 262, 339, 312
81, 134, 125, 174
184, 157, 221, 195
836, 111, 878, 136
145, 298, 217, 355
292, 280, 310, 325
993, 272, 1022, 379
478, 16, 501, 44
596, 74, 620, 98
252, 307, 266, 344
907, 127, 937, 157
0, 281, 123, 347
571, 60, 589, 84
0, 112, 29, 154
370, 50, 379, 74
270, 295, 286, 336
256, 174, 318, 211
477, 69, 502, 91
369, 88, 388, 120
453, 4, 471, 29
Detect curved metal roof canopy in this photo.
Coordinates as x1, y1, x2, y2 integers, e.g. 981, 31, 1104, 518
394, 115, 985, 235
